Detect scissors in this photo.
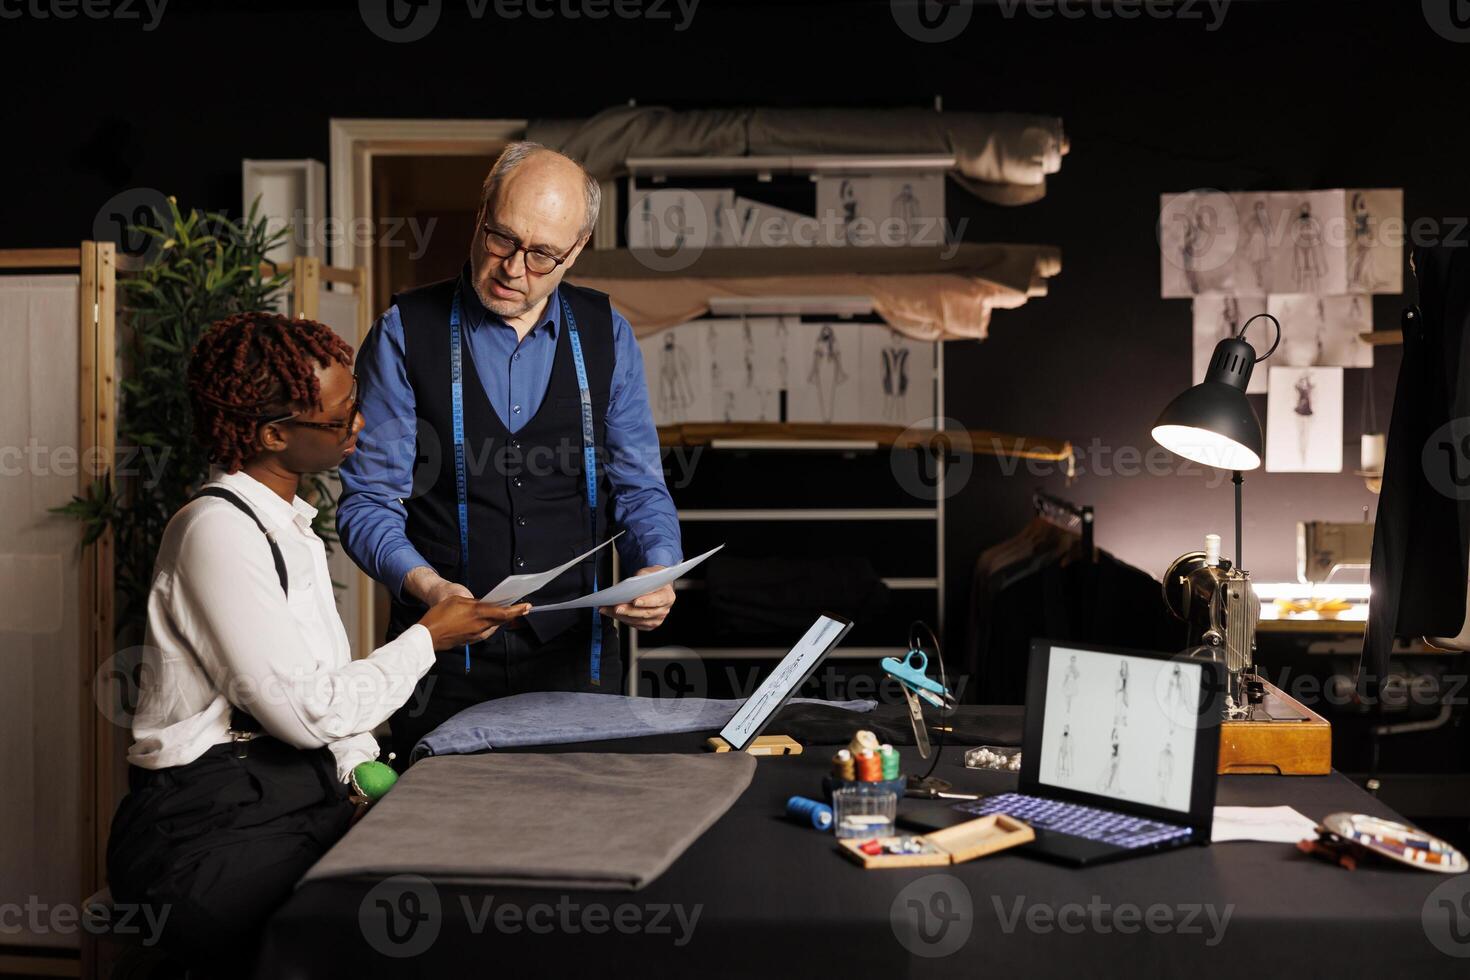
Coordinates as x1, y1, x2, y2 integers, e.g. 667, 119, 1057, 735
881, 648, 956, 759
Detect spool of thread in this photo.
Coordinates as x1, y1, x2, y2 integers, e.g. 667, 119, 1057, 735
850, 730, 880, 756
879, 745, 900, 780
786, 795, 834, 831
832, 749, 855, 782
1361, 433, 1386, 472
856, 750, 883, 782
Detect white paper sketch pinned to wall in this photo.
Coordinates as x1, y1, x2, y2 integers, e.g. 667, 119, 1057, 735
787, 321, 861, 423
1267, 293, 1373, 369
1192, 295, 1268, 394
638, 326, 712, 426
730, 197, 816, 248
627, 188, 737, 251
1159, 190, 1239, 297
1345, 188, 1404, 294
1265, 366, 1343, 473
857, 327, 936, 425
704, 319, 781, 422
815, 174, 945, 247
1265, 191, 1348, 296
1231, 192, 1274, 294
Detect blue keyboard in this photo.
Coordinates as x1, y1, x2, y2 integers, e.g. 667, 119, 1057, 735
956, 793, 1193, 850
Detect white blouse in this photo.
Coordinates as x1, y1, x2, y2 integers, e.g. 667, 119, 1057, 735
127, 468, 434, 782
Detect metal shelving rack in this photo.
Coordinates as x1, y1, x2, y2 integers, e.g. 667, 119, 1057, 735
626, 341, 947, 690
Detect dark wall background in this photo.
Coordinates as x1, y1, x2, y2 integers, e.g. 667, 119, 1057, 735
3, 0, 1463, 650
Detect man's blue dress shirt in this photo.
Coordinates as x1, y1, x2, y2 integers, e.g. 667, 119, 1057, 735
338, 274, 683, 599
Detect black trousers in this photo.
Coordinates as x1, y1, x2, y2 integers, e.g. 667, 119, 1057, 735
106, 739, 355, 977
388, 619, 622, 765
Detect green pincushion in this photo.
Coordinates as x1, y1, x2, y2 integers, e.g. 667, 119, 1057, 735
351, 760, 398, 802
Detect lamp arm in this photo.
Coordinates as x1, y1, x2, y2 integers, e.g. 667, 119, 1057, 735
1237, 312, 1282, 363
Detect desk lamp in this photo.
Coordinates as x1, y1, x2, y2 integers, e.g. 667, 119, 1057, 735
1152, 312, 1280, 716
1152, 313, 1279, 568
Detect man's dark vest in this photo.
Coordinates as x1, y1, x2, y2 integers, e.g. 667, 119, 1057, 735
388, 277, 617, 649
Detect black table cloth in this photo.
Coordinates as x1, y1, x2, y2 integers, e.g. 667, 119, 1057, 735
257, 727, 1466, 979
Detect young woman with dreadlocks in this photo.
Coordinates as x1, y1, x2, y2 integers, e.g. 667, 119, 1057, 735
105, 312, 529, 974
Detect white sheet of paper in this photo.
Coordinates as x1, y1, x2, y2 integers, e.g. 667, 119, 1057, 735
479, 532, 623, 606
527, 545, 724, 614
1211, 805, 1319, 843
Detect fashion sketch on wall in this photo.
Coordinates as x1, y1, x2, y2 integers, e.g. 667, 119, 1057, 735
857, 327, 936, 426
1159, 190, 1238, 297
816, 174, 945, 247
1265, 191, 1348, 296
627, 188, 737, 251
704, 318, 781, 422
1265, 366, 1343, 473
1345, 188, 1404, 294
1192, 295, 1268, 393
638, 328, 711, 426
787, 321, 861, 423
1267, 294, 1373, 369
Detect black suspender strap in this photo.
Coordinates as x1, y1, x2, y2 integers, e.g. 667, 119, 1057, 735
190, 486, 289, 596
188, 485, 287, 746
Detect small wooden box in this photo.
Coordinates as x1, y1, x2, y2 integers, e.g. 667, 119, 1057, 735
1218, 680, 1331, 775
837, 814, 1035, 869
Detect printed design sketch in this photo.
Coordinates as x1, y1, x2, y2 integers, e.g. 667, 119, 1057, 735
627, 188, 736, 251
1265, 366, 1343, 473
1236, 194, 1273, 293
1345, 188, 1404, 294
816, 174, 944, 247
1159, 190, 1238, 297
1113, 661, 1129, 728
1099, 727, 1123, 794
808, 324, 848, 422
1157, 744, 1175, 805
1267, 294, 1372, 369
637, 327, 711, 426
858, 327, 935, 426
1192, 295, 1268, 393
1289, 201, 1328, 292
1265, 191, 1347, 295
731, 196, 815, 248
787, 322, 861, 423
703, 319, 781, 423
1057, 725, 1074, 778
659, 333, 696, 414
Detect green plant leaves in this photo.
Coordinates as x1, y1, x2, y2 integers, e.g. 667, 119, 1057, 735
50, 195, 342, 640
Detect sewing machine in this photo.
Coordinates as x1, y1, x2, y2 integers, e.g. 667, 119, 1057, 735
1163, 534, 1331, 775
1297, 520, 1374, 584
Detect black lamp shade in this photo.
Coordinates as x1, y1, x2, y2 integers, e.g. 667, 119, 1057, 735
1151, 336, 1264, 471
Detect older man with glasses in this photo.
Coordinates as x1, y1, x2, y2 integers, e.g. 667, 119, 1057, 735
338, 142, 683, 760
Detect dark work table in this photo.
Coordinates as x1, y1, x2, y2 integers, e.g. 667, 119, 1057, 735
257, 726, 1470, 979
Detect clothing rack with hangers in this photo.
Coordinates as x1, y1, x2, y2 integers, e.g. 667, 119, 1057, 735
1032, 490, 1094, 559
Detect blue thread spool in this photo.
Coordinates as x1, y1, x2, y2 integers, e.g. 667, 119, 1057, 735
786, 795, 834, 831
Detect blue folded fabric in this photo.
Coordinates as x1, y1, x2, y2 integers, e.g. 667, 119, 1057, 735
411, 692, 876, 761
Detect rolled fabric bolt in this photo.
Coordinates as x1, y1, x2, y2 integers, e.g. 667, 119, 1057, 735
786, 795, 834, 831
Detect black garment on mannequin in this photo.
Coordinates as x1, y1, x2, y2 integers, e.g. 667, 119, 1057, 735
1362, 246, 1470, 697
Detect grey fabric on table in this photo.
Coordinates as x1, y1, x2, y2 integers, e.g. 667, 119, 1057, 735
301, 752, 757, 891
411, 691, 876, 761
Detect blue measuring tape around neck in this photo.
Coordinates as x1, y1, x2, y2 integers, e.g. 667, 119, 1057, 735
448, 286, 603, 682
